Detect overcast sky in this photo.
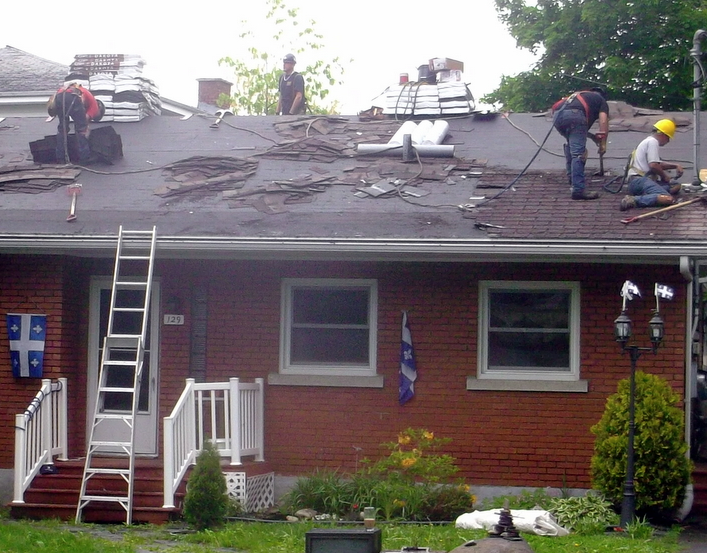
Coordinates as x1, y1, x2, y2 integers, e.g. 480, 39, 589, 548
4, 0, 538, 114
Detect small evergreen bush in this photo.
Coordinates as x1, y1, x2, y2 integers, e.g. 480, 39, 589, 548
183, 440, 229, 530
591, 371, 692, 516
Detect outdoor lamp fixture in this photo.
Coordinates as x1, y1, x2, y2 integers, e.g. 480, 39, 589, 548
613, 281, 671, 528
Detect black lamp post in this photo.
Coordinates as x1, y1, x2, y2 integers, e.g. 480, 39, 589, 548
613, 308, 664, 527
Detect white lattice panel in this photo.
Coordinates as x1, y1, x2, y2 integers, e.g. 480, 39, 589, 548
224, 472, 247, 506
223, 471, 274, 513
246, 472, 275, 512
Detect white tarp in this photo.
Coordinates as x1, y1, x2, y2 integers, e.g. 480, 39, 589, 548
455, 509, 570, 537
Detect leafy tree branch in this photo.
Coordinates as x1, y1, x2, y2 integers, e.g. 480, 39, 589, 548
219, 0, 348, 115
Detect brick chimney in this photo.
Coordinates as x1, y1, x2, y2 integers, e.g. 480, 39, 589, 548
197, 78, 232, 108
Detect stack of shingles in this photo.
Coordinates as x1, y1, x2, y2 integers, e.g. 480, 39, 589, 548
382, 82, 474, 116
154, 156, 259, 199
0, 164, 81, 193
70, 54, 161, 122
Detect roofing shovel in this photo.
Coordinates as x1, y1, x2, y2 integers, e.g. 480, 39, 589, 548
620, 196, 704, 224
66, 183, 82, 222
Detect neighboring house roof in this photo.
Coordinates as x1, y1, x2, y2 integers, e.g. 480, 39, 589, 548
1, 105, 705, 263
0, 46, 201, 118
0, 46, 68, 94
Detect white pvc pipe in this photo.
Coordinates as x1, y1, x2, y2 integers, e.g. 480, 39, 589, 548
411, 120, 434, 144
388, 121, 418, 145
356, 143, 455, 157
424, 120, 450, 145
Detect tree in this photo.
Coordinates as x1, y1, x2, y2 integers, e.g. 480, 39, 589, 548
485, 0, 707, 111
183, 440, 229, 530
591, 371, 691, 517
218, 0, 346, 115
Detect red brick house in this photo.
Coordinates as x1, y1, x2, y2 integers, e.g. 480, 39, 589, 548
1, 103, 706, 521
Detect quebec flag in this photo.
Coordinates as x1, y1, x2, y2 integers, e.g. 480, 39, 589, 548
399, 311, 417, 405
6, 313, 46, 378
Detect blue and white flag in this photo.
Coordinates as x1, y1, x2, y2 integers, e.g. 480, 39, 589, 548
6, 313, 46, 378
399, 311, 417, 405
655, 283, 675, 300
621, 280, 641, 301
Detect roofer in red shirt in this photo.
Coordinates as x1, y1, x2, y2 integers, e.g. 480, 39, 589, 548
48, 82, 104, 164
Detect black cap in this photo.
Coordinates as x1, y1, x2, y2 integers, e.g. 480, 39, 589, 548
283, 53, 296, 63
590, 86, 607, 99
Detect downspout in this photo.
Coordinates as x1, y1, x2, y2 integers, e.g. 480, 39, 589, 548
690, 30, 707, 186
681, 256, 696, 457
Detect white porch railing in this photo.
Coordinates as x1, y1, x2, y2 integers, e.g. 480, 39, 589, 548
13, 378, 68, 503
163, 377, 265, 509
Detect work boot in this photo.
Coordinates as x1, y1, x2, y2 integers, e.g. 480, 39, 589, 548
620, 195, 636, 211
571, 190, 600, 200
656, 194, 675, 206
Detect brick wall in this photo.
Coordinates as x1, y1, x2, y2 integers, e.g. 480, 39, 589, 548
157, 259, 687, 490
0, 255, 89, 466
0, 255, 688, 491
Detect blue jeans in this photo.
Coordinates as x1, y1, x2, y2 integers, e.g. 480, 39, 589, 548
554, 109, 588, 194
55, 91, 91, 163
628, 176, 671, 207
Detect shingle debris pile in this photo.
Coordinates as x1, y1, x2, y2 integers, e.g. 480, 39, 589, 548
69, 54, 161, 122
0, 164, 81, 193
154, 156, 259, 199
224, 116, 487, 213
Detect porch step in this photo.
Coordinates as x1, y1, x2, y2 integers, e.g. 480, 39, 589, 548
9, 457, 272, 524
9, 459, 182, 524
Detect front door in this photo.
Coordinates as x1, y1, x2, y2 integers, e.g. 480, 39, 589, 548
87, 277, 160, 455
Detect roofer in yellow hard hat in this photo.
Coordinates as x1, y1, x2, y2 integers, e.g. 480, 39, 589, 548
620, 119, 684, 211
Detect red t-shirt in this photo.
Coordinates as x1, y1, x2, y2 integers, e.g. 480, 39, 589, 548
57, 85, 100, 119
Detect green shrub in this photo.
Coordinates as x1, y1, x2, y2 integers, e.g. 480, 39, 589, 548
280, 428, 475, 522
547, 493, 619, 530
183, 440, 229, 530
590, 371, 692, 516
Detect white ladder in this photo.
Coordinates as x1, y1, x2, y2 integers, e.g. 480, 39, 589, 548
76, 226, 157, 525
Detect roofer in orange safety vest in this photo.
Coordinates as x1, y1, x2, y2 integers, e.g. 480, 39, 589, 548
619, 119, 684, 211
48, 82, 104, 164
552, 87, 610, 201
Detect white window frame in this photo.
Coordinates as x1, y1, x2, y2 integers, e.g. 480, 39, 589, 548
279, 278, 378, 377
477, 280, 581, 382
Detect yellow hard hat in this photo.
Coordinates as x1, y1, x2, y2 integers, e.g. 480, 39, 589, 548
653, 119, 676, 139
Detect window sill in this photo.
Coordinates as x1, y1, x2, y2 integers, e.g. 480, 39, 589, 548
268, 373, 385, 388
466, 377, 588, 393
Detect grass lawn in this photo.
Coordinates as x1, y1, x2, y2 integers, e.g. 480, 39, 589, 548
0, 515, 684, 553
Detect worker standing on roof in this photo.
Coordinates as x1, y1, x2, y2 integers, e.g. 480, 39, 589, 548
48, 82, 103, 164
552, 87, 610, 201
276, 54, 305, 116
619, 119, 684, 211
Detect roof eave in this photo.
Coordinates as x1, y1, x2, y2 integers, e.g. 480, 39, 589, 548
0, 234, 703, 263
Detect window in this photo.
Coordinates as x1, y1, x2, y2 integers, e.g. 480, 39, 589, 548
478, 281, 580, 381
280, 279, 377, 376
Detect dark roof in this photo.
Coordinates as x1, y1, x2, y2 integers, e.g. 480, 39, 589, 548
1, 106, 705, 262
0, 46, 68, 94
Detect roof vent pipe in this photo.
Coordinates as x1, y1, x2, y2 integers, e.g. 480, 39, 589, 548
691, 30, 707, 186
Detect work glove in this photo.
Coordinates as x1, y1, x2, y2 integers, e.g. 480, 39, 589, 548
598, 142, 607, 155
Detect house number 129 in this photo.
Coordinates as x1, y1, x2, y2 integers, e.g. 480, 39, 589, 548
163, 314, 184, 325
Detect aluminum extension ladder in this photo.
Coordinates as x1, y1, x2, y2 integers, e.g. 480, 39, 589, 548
76, 226, 157, 524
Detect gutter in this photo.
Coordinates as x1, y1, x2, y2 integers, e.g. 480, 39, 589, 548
2, 235, 707, 261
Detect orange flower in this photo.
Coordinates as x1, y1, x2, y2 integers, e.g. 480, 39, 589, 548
401, 457, 417, 468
